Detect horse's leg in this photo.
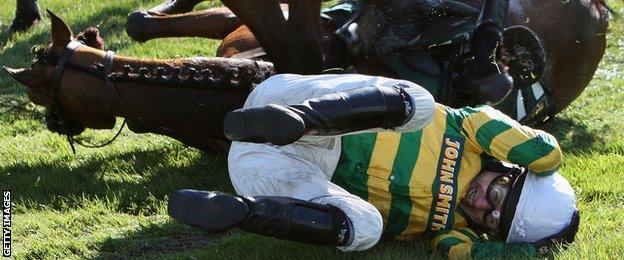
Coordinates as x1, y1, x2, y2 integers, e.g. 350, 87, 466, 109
220, 0, 289, 71
126, 7, 242, 42
221, 0, 323, 74
9, 0, 41, 33
285, 0, 323, 74
149, 0, 206, 14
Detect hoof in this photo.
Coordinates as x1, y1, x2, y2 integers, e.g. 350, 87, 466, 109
168, 189, 250, 232
150, 0, 203, 14
126, 11, 153, 42
9, 15, 41, 33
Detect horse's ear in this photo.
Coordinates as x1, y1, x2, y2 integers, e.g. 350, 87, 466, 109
47, 10, 73, 46
3, 67, 46, 89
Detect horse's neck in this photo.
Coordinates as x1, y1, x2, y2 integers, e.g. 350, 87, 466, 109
59, 47, 265, 145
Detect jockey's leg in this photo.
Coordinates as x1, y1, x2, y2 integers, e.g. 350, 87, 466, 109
223, 74, 435, 145
457, 0, 513, 104
168, 128, 382, 250
168, 190, 378, 250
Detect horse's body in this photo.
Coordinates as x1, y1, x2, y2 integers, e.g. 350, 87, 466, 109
5, 0, 611, 153
127, 0, 610, 114
6, 12, 274, 153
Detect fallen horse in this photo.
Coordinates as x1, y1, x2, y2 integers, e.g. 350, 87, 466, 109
127, 0, 610, 124
5, 0, 611, 153
5, 11, 274, 153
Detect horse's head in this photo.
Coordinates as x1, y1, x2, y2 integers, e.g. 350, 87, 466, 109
5, 10, 105, 106
4, 11, 114, 135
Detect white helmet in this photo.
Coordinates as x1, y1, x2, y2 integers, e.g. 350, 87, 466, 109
500, 169, 578, 243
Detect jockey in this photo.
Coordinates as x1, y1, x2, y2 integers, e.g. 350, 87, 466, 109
169, 74, 578, 258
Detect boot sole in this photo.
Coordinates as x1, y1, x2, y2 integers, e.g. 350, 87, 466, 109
223, 105, 305, 145
168, 189, 249, 232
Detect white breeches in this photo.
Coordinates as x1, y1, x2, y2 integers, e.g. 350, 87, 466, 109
228, 74, 435, 251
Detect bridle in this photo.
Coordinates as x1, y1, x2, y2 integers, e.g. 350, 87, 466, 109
45, 40, 127, 154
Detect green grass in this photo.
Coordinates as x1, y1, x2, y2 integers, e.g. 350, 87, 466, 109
1, 0, 623, 259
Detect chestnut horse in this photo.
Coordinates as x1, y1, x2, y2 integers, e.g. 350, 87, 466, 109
5, 11, 274, 153
5, 0, 611, 153
127, 0, 610, 121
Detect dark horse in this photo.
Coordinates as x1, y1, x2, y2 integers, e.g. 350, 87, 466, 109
5, 0, 611, 153
127, 0, 611, 123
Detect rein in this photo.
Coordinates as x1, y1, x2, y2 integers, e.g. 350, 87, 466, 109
48, 40, 127, 154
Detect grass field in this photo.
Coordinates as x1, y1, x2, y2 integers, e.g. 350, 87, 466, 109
1, 0, 623, 259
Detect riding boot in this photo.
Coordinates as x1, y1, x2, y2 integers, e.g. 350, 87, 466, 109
456, 0, 512, 104
223, 85, 414, 145
168, 189, 353, 246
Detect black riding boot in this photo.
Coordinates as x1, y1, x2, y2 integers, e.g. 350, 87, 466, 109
168, 189, 353, 246
223, 85, 413, 145
457, 0, 512, 104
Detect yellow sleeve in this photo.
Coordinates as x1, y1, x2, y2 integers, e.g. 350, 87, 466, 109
459, 106, 562, 175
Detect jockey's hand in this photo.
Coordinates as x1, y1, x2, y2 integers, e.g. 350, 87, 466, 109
533, 210, 581, 258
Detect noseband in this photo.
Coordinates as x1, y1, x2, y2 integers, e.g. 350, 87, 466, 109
46, 40, 126, 154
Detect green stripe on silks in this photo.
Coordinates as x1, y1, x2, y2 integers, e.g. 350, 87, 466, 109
332, 133, 378, 200
382, 132, 422, 238
507, 131, 556, 168
475, 119, 513, 154
457, 228, 480, 241
470, 241, 537, 258
439, 111, 465, 230
426, 111, 465, 233
437, 237, 465, 256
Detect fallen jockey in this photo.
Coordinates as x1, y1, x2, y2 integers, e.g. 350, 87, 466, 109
168, 73, 578, 258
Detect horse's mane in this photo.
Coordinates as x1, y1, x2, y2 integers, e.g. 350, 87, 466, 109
76, 27, 105, 50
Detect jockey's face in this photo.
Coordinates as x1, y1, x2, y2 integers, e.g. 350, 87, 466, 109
461, 170, 509, 234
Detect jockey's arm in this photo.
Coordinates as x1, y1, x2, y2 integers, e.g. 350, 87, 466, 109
460, 105, 562, 175
430, 227, 536, 259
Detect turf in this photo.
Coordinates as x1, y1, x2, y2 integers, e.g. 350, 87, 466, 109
0, 0, 623, 259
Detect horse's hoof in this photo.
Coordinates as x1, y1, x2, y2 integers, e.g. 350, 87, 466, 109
126, 11, 154, 43
168, 189, 250, 232
149, 0, 203, 14
9, 15, 41, 33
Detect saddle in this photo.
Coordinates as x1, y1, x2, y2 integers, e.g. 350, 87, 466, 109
328, 3, 554, 125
